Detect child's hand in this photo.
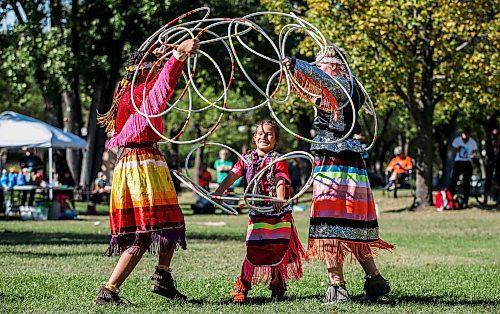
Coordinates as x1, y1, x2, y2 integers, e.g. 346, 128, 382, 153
210, 192, 223, 205
273, 199, 286, 212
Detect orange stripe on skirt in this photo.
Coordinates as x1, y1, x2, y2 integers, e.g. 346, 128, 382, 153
106, 147, 185, 256
307, 150, 394, 265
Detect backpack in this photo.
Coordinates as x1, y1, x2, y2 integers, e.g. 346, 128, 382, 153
435, 188, 454, 211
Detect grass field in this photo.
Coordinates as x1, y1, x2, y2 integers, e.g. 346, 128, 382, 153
0, 191, 499, 314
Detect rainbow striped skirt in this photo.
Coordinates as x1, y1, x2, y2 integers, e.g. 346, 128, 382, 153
106, 147, 186, 256
307, 150, 393, 264
241, 210, 305, 290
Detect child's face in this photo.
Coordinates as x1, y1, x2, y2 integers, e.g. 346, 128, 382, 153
253, 123, 277, 153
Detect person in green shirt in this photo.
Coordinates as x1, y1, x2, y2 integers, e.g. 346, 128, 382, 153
214, 149, 233, 184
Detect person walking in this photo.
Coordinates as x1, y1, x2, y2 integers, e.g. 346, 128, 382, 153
449, 127, 477, 208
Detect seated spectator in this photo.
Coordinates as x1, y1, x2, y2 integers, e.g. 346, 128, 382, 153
93, 172, 107, 191
52, 171, 76, 211
16, 168, 28, 186
31, 169, 43, 185
385, 146, 414, 198
198, 164, 212, 191
191, 195, 215, 214
20, 150, 43, 171
7, 167, 17, 189
58, 171, 75, 187
19, 167, 36, 206
91, 172, 110, 204
0, 169, 7, 211
1, 169, 8, 190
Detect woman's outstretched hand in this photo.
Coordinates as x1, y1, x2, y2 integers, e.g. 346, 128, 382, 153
177, 39, 200, 56
282, 57, 292, 70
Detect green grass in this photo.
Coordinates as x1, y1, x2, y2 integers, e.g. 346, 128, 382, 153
1, 191, 499, 313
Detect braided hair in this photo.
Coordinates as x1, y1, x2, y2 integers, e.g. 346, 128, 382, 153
123, 50, 159, 82
97, 50, 159, 133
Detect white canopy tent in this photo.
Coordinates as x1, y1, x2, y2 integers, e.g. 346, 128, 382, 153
0, 111, 87, 199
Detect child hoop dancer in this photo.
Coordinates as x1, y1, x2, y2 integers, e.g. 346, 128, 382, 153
213, 120, 306, 303
284, 46, 393, 303
93, 39, 199, 305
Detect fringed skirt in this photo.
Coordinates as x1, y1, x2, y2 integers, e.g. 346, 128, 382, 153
106, 147, 186, 256
242, 210, 306, 291
307, 151, 393, 265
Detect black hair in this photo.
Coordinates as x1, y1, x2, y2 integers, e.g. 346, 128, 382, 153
123, 50, 159, 82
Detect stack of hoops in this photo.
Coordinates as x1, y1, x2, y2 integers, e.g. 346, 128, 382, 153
123, 7, 378, 214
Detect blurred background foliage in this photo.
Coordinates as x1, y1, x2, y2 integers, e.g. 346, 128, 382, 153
0, 0, 497, 206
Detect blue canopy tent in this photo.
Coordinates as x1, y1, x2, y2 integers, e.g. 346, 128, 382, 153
0, 111, 87, 199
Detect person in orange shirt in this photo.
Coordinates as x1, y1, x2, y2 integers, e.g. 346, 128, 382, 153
385, 146, 414, 197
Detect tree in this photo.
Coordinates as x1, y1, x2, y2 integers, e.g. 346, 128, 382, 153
1, 0, 80, 183
2, 0, 271, 190
262, 0, 498, 208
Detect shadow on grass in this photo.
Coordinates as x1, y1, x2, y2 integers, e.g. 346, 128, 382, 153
0, 250, 98, 258
195, 294, 325, 306
0, 230, 109, 246
0, 229, 244, 246
186, 231, 243, 242
384, 207, 411, 213
351, 293, 499, 307
264, 294, 325, 305
0, 292, 26, 303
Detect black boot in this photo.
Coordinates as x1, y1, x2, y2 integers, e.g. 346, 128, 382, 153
271, 290, 286, 302
359, 274, 390, 302
269, 276, 286, 302
150, 267, 187, 301
94, 286, 129, 306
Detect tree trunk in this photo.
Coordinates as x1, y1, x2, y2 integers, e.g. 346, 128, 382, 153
413, 27, 436, 209
42, 93, 63, 128
63, 0, 83, 185
193, 123, 203, 193
79, 12, 126, 192
80, 79, 111, 192
50, 0, 62, 29
414, 119, 435, 208
364, 107, 395, 178
62, 89, 82, 184
441, 113, 459, 188
169, 127, 181, 157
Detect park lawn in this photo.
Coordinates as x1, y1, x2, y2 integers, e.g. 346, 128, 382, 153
0, 192, 499, 314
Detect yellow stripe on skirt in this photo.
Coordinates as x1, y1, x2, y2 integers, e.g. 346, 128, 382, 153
106, 147, 186, 256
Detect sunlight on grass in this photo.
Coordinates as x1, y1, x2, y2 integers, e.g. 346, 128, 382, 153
1, 191, 499, 313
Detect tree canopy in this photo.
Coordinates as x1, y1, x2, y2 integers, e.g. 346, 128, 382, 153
1, 1, 497, 207
262, 0, 498, 207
